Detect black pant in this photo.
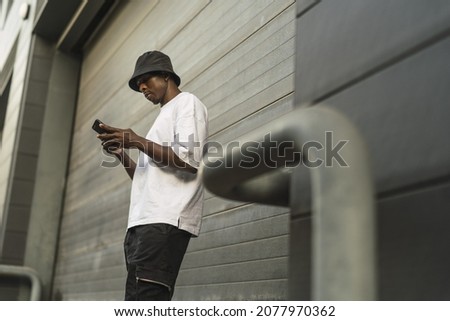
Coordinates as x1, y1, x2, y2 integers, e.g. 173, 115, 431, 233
124, 223, 191, 301
125, 264, 171, 301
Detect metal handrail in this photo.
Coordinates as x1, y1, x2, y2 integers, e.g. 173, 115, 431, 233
202, 105, 376, 300
0, 264, 42, 300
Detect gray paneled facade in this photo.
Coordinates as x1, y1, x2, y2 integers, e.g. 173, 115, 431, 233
52, 0, 296, 300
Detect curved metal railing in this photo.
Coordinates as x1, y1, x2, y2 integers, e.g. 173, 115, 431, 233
0, 264, 42, 300
202, 105, 376, 300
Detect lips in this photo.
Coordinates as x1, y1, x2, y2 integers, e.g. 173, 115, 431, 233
143, 91, 160, 104
144, 92, 153, 100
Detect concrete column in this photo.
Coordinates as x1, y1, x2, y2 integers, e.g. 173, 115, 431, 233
22, 51, 81, 300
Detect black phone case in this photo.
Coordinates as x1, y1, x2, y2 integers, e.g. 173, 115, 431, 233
92, 119, 105, 134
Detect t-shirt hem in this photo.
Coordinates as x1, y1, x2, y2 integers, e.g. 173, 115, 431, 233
127, 218, 200, 237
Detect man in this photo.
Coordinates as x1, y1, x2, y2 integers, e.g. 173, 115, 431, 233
97, 51, 208, 300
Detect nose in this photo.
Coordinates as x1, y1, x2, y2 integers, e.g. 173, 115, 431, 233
139, 82, 147, 92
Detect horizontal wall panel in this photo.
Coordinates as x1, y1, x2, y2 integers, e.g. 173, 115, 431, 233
188, 213, 289, 253
175, 279, 288, 301
60, 291, 124, 301
201, 203, 288, 234
377, 182, 450, 300
54, 242, 124, 277
324, 37, 450, 193
177, 257, 287, 287
183, 235, 289, 270
295, 0, 450, 104
170, 0, 295, 88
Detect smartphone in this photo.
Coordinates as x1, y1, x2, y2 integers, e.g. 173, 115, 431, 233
92, 119, 106, 134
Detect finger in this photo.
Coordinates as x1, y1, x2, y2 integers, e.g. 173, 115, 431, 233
97, 133, 116, 141
102, 139, 122, 149
99, 122, 120, 133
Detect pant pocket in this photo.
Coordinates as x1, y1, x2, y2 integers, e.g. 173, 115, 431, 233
135, 265, 173, 292
135, 276, 170, 301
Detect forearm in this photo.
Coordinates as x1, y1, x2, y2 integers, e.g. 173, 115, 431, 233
131, 136, 197, 173
117, 151, 136, 179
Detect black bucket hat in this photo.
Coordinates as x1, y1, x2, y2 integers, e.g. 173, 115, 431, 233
128, 51, 181, 92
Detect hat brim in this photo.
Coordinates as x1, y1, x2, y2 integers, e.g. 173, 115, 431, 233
128, 68, 181, 92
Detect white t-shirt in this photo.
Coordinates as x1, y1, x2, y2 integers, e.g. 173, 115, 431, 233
128, 92, 208, 236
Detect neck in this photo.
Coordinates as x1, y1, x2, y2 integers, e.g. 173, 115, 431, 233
161, 82, 181, 106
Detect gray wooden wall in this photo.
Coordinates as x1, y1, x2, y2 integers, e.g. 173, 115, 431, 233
291, 0, 450, 300
52, 0, 296, 300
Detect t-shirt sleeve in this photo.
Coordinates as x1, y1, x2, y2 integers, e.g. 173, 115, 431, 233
172, 95, 208, 169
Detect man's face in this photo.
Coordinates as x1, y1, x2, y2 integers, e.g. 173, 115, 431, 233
136, 73, 168, 105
